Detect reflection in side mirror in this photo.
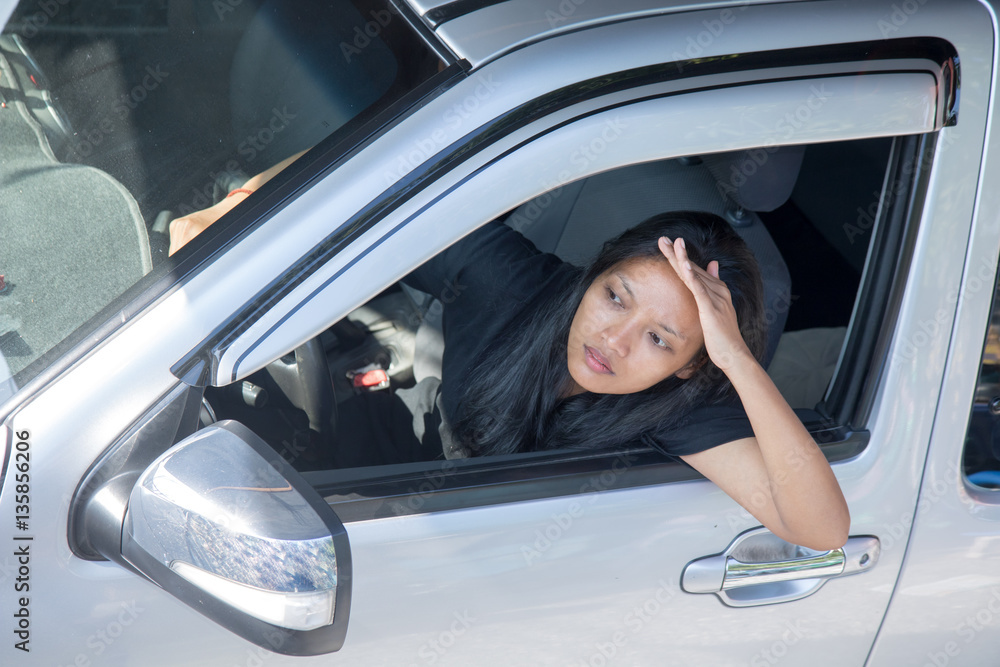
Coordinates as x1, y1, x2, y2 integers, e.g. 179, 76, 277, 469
121, 421, 350, 655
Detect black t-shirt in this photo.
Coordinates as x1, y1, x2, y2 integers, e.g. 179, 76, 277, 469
404, 220, 757, 457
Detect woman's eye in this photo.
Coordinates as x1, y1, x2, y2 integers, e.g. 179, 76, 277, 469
649, 332, 668, 349
607, 288, 622, 306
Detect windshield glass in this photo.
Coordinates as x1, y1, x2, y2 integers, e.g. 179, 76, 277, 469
0, 0, 437, 399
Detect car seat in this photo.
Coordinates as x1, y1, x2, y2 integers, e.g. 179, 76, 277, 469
0, 42, 150, 379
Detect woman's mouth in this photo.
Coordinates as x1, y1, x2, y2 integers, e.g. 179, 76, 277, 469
584, 345, 614, 375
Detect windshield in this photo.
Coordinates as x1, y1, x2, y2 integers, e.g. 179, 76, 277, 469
0, 0, 437, 400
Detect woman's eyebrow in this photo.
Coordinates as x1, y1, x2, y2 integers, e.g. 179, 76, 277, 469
615, 272, 684, 341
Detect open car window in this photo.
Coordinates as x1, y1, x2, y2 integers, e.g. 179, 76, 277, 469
0, 0, 438, 395
199, 131, 928, 519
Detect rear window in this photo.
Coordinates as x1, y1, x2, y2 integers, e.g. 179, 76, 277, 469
0, 0, 437, 395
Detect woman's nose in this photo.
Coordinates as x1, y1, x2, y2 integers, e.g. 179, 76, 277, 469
604, 320, 635, 357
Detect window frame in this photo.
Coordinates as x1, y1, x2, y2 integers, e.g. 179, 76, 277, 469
166, 38, 957, 521
296, 102, 948, 521
305, 132, 932, 521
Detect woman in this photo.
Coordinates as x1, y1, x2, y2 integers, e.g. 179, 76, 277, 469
404, 211, 849, 551
170, 189, 850, 553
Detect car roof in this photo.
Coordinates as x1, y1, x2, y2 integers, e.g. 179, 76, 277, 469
402, 0, 811, 66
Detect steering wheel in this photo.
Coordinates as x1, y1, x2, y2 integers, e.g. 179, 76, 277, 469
264, 337, 337, 465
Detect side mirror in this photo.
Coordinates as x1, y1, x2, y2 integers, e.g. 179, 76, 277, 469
71, 417, 351, 656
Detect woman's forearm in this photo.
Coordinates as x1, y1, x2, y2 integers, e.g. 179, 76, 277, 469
659, 236, 849, 549
169, 150, 310, 255
725, 351, 850, 550
243, 149, 308, 190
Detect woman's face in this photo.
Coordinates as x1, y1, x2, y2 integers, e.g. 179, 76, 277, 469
566, 255, 705, 396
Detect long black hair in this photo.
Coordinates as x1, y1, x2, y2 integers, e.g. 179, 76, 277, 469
451, 210, 767, 456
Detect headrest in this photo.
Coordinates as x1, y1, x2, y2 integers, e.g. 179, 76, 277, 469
702, 145, 806, 213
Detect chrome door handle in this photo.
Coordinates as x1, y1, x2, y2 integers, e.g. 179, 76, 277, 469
723, 547, 846, 589
682, 527, 879, 607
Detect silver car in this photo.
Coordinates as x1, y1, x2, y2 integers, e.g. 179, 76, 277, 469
1, 0, 999, 664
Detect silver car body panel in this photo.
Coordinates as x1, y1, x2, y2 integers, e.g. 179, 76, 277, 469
866, 1, 1000, 664
0, 0, 996, 665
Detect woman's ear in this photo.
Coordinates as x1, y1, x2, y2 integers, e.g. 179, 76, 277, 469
675, 354, 708, 380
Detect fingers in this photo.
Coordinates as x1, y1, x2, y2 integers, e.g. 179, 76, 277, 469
167, 196, 243, 256
660, 237, 746, 369
167, 219, 186, 256
659, 237, 704, 295
660, 237, 724, 288
659, 238, 735, 317
168, 216, 205, 256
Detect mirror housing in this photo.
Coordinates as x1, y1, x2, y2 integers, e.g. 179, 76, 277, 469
71, 416, 351, 656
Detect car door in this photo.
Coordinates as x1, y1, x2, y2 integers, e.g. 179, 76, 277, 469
1, 2, 990, 666
864, 0, 1000, 663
